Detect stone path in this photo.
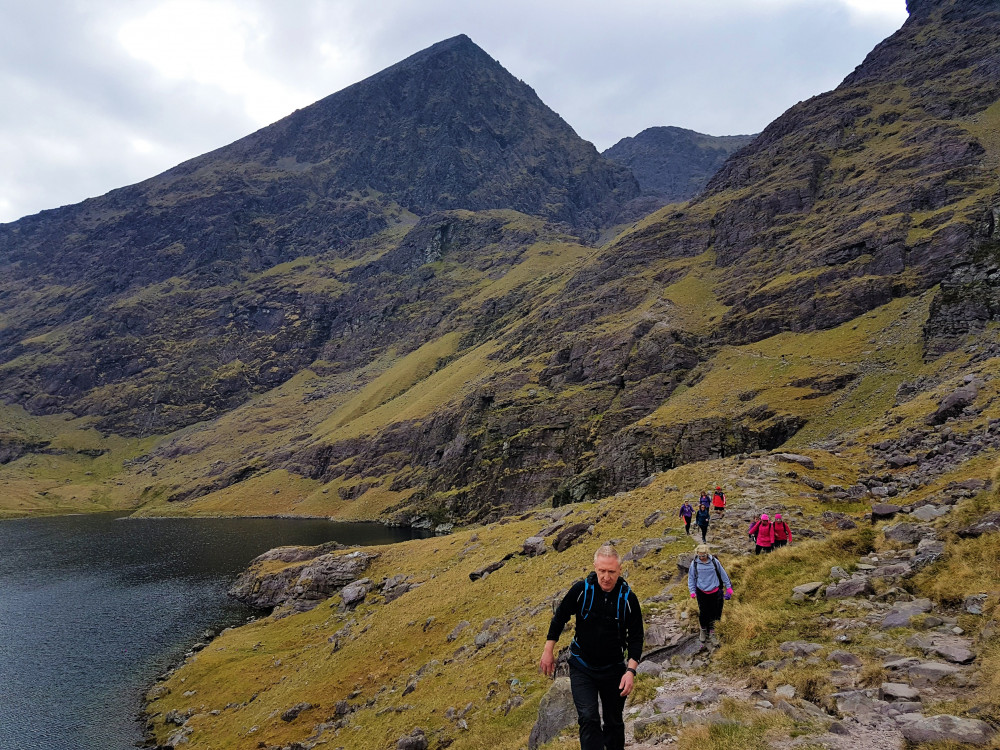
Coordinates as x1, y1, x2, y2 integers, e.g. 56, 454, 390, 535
531, 452, 997, 749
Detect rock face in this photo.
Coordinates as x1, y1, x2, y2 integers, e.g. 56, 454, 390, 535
603, 126, 754, 204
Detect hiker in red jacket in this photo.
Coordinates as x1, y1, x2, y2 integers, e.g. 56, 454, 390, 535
747, 513, 774, 554
711, 486, 726, 517
772, 513, 792, 548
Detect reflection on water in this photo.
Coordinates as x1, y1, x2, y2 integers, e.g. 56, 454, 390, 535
0, 513, 422, 750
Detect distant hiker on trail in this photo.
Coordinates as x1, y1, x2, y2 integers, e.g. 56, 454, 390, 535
772, 513, 792, 548
539, 543, 643, 750
679, 500, 694, 535
748, 513, 774, 554
699, 491, 710, 509
688, 544, 733, 647
695, 502, 711, 543
711, 486, 727, 516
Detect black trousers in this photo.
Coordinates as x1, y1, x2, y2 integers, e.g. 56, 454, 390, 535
755, 544, 773, 555
569, 660, 626, 750
683, 517, 691, 534
698, 523, 709, 542
695, 588, 724, 631
773, 539, 787, 548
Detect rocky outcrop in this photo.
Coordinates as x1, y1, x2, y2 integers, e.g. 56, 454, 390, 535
229, 545, 376, 611
527, 677, 576, 749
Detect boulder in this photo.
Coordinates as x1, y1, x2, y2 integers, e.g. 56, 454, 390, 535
965, 593, 988, 615
779, 641, 824, 657
883, 522, 926, 545
926, 384, 979, 425
882, 598, 933, 629
624, 538, 667, 562
908, 661, 962, 686
910, 504, 950, 522
340, 581, 369, 607
528, 677, 576, 749
826, 578, 874, 599
537, 520, 565, 537
775, 684, 796, 699
931, 638, 975, 664
469, 560, 507, 581
553, 523, 592, 552
636, 660, 663, 677
643, 510, 664, 527
871, 562, 912, 579
871, 503, 901, 520
957, 511, 1000, 539
446, 620, 470, 642
281, 702, 313, 722
902, 715, 995, 745
887, 453, 917, 468
912, 539, 945, 569
774, 453, 815, 469
834, 690, 878, 719
397, 728, 429, 750
880, 682, 920, 701
792, 581, 825, 596
382, 573, 419, 601
522, 536, 548, 557
677, 553, 694, 574
828, 650, 863, 667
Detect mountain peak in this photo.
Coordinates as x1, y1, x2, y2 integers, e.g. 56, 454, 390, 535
216, 34, 638, 230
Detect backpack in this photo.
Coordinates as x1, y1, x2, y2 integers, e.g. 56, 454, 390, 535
578, 572, 632, 623
575, 573, 634, 651
690, 556, 727, 592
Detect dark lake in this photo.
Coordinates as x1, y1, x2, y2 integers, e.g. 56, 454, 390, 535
0, 512, 424, 750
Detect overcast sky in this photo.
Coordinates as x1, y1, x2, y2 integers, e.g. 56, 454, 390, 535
0, 0, 908, 224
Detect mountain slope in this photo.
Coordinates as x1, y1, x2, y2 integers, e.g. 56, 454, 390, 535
0, 35, 638, 436
4, 0, 1000, 530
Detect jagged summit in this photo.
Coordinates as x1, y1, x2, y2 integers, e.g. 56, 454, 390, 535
174, 32, 638, 228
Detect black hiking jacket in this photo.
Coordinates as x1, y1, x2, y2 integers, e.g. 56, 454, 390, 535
546, 573, 643, 669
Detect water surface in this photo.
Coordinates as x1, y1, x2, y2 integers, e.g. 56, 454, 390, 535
0, 513, 421, 750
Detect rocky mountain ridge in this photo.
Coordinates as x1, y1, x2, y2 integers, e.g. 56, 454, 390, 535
2, 1, 1000, 536
603, 126, 755, 205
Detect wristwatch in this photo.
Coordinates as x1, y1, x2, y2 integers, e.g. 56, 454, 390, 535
625, 667, 637, 675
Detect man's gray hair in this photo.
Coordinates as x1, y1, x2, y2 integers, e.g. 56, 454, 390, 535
594, 543, 621, 563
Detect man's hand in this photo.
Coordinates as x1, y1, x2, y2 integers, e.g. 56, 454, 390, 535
619, 669, 635, 697
539, 641, 557, 677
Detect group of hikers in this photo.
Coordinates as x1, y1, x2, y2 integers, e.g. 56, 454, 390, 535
678, 486, 793, 551
539, 487, 796, 749
677, 486, 727, 542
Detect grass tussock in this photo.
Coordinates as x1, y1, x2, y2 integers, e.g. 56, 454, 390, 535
672, 698, 794, 750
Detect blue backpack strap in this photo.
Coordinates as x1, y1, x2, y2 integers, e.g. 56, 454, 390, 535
578, 576, 594, 619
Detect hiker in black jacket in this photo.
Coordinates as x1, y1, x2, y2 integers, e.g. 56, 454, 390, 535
539, 543, 644, 750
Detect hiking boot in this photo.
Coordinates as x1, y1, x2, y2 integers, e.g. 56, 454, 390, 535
709, 630, 720, 647
699, 628, 708, 643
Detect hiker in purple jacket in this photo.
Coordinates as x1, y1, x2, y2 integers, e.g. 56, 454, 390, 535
678, 501, 694, 535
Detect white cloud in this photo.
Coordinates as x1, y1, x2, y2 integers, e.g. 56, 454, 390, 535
117, 0, 311, 125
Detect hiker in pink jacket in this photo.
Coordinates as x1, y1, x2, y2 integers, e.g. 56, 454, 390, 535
772, 513, 792, 548
747, 513, 774, 554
